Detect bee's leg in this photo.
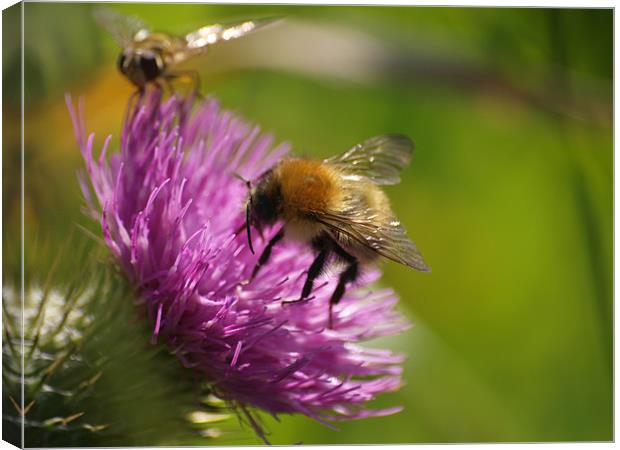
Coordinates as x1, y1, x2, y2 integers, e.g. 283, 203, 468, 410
249, 227, 285, 281
328, 241, 359, 329
284, 236, 330, 304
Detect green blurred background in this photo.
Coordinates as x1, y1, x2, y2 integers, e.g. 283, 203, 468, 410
3, 2, 612, 445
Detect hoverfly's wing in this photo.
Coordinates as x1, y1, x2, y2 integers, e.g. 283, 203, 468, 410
325, 134, 414, 185
93, 7, 150, 47
179, 16, 282, 61
317, 207, 430, 272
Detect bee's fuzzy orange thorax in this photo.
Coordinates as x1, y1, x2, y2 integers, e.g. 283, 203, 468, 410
277, 159, 340, 218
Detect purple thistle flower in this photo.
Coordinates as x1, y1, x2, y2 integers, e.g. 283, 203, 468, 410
67, 92, 410, 439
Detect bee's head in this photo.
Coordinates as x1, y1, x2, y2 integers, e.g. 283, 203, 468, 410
251, 171, 282, 224
237, 170, 281, 254
117, 48, 164, 87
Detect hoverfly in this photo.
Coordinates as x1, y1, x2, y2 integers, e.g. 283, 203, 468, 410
94, 7, 280, 93
243, 134, 430, 328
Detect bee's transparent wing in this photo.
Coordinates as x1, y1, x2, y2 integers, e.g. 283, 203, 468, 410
93, 7, 150, 47
317, 208, 429, 272
184, 16, 282, 52
325, 134, 414, 185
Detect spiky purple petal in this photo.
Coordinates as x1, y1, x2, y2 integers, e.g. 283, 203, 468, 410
68, 93, 410, 429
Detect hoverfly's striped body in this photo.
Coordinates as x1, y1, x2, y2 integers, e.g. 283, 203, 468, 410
95, 7, 279, 91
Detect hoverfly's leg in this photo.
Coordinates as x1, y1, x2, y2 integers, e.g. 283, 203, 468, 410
160, 76, 175, 97
124, 88, 143, 127
152, 80, 166, 102
165, 71, 203, 100
327, 240, 359, 329
283, 235, 330, 305
163, 71, 201, 127
250, 227, 285, 281
184, 70, 202, 100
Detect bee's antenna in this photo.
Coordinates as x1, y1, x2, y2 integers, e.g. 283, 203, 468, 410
246, 201, 255, 254
233, 172, 250, 187
234, 173, 255, 254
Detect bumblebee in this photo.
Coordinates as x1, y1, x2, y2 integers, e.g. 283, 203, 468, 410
244, 134, 429, 328
94, 7, 279, 91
